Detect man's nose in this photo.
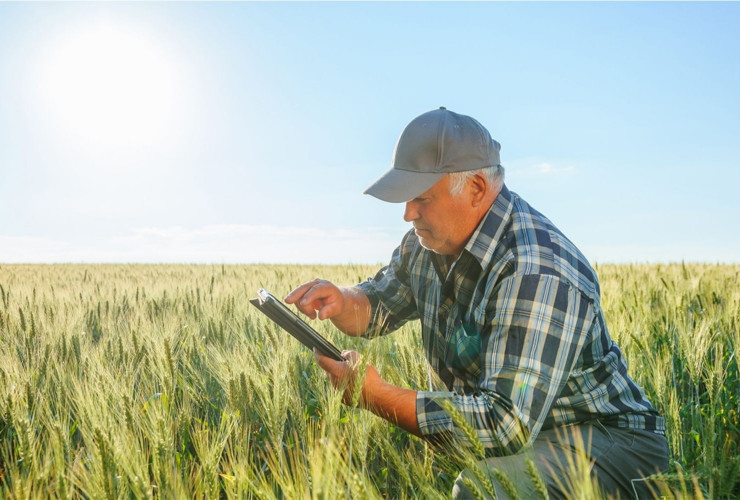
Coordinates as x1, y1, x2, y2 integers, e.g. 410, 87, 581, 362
403, 202, 418, 222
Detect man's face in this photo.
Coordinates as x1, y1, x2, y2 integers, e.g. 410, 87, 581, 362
403, 175, 475, 257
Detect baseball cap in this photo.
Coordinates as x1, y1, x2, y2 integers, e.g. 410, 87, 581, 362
363, 107, 501, 203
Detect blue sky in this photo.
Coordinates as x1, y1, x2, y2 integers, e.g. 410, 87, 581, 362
1, 2, 738, 264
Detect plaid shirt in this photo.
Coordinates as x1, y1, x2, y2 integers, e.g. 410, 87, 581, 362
357, 185, 665, 456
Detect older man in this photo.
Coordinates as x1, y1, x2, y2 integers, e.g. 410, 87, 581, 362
286, 108, 668, 499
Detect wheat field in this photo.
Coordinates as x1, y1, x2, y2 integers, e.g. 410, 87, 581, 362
0, 263, 737, 499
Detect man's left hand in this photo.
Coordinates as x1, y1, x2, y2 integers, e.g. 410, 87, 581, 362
314, 348, 421, 436
313, 349, 379, 407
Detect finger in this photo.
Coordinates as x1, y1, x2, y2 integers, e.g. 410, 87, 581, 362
285, 279, 320, 304
301, 308, 317, 320
289, 281, 330, 318
341, 350, 360, 367
313, 347, 328, 369
317, 300, 342, 321
314, 347, 343, 374
299, 280, 333, 306
300, 282, 340, 319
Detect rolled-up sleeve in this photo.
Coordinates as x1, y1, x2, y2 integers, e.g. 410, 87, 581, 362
415, 274, 595, 456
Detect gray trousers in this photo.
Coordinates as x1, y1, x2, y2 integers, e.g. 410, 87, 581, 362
452, 422, 669, 500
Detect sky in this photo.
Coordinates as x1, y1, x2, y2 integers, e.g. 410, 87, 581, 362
1, 2, 738, 265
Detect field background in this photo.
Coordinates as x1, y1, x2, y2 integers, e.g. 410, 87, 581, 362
0, 263, 737, 499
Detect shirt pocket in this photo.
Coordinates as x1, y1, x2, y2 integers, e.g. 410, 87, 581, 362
445, 320, 482, 379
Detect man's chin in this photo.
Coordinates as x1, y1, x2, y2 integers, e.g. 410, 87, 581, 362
417, 236, 444, 254
417, 236, 434, 251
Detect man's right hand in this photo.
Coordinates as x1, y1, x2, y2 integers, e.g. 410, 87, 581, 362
285, 279, 372, 336
285, 279, 345, 320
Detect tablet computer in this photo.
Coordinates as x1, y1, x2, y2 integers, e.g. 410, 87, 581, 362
249, 288, 344, 361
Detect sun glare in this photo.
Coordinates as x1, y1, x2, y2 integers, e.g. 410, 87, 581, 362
38, 19, 185, 148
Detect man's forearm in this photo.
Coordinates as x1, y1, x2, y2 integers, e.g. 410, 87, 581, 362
330, 286, 372, 336
361, 368, 421, 437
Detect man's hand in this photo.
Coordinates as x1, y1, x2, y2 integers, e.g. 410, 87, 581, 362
286, 279, 345, 320
313, 348, 421, 437
313, 349, 374, 406
285, 279, 372, 336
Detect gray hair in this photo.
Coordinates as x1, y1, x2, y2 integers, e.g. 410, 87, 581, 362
448, 165, 505, 196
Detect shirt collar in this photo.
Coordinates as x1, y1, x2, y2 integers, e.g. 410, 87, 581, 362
461, 184, 514, 269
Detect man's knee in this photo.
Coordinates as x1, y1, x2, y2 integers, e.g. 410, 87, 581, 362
451, 456, 539, 500
452, 470, 479, 500
452, 468, 498, 500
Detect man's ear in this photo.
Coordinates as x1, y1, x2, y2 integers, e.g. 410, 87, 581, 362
469, 173, 488, 207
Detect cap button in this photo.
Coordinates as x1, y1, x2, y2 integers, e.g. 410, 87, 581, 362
439, 106, 447, 110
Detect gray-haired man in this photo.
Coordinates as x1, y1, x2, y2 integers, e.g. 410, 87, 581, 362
286, 108, 669, 499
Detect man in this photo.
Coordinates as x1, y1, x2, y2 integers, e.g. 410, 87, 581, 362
285, 107, 668, 499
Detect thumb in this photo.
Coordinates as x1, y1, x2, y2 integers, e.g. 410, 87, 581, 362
313, 347, 337, 371
341, 349, 359, 367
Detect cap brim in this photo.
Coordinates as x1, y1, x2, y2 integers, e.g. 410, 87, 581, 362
363, 168, 446, 203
